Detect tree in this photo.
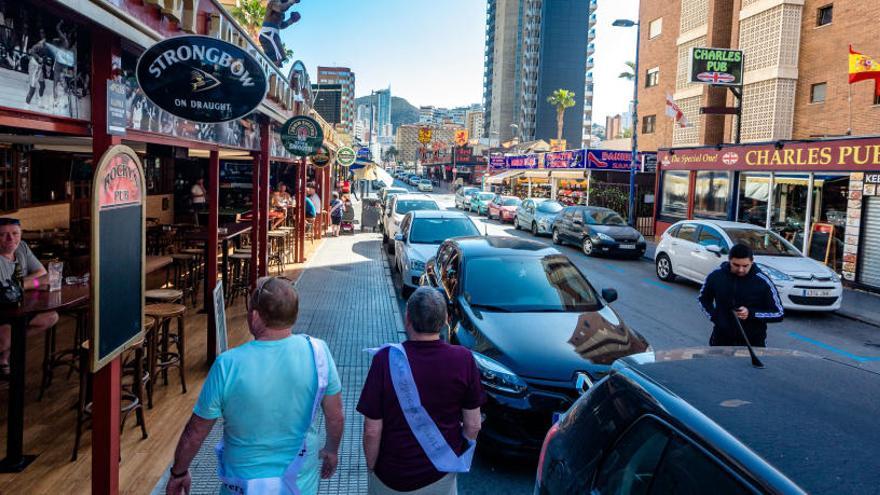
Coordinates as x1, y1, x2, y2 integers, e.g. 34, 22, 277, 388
618, 61, 636, 81
383, 146, 399, 163
547, 89, 577, 141
231, 0, 265, 41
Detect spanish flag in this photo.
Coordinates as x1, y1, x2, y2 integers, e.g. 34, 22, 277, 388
849, 45, 880, 96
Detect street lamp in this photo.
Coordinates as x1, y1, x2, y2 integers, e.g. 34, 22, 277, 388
613, 18, 640, 227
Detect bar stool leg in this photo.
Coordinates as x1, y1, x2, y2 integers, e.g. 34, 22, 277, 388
176, 314, 187, 394
134, 344, 148, 439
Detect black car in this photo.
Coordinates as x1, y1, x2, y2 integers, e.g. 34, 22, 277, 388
536, 348, 880, 494
420, 236, 648, 452
551, 206, 646, 258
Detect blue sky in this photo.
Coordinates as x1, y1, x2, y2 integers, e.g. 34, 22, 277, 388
280, 0, 638, 124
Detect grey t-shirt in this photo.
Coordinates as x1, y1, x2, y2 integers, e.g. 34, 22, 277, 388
309, 193, 322, 212
0, 242, 44, 284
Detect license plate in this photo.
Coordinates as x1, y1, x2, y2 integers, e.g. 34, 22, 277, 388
551, 411, 564, 424
619, 244, 636, 250
803, 289, 832, 297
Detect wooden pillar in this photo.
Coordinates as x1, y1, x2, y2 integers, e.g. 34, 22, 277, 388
258, 120, 270, 276
90, 27, 122, 495
296, 158, 307, 263
250, 152, 261, 285
206, 149, 219, 364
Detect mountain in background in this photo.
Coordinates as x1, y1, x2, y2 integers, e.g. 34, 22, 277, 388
354, 95, 420, 130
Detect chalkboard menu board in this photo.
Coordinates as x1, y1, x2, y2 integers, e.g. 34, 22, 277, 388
90, 145, 145, 371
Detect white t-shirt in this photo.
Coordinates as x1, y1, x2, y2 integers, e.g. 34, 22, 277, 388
192, 184, 207, 204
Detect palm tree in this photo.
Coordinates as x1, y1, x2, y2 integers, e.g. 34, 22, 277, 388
230, 0, 265, 41
383, 146, 399, 163
618, 61, 636, 81
547, 89, 577, 141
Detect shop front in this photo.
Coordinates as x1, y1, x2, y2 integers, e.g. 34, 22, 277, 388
656, 137, 880, 286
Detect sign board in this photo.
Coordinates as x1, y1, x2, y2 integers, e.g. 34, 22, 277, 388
213, 281, 229, 354
337, 146, 356, 167
586, 150, 636, 171
280, 116, 324, 157
454, 146, 473, 164
136, 35, 268, 123
489, 154, 506, 170
689, 47, 743, 87
90, 145, 145, 372
545, 149, 585, 169
107, 81, 128, 136
312, 145, 332, 167
454, 130, 469, 147
418, 127, 433, 145
357, 147, 372, 161
550, 139, 567, 152
866, 173, 880, 184
505, 155, 539, 169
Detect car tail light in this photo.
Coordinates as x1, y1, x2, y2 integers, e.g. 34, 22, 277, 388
535, 421, 561, 486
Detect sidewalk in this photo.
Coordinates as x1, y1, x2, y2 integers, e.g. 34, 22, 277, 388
152, 231, 405, 494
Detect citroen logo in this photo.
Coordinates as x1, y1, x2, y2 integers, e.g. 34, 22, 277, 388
190, 68, 221, 93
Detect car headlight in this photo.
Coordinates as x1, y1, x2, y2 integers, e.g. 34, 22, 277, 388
638, 234, 646, 243
410, 259, 426, 271
538, 217, 550, 226
596, 232, 614, 242
471, 351, 527, 395
757, 263, 793, 282
829, 271, 841, 283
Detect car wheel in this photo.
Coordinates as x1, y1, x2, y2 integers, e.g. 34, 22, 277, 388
552, 228, 561, 245
582, 237, 594, 256
514, 217, 520, 230
532, 222, 539, 236
656, 254, 676, 282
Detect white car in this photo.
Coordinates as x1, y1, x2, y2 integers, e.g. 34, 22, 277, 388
393, 210, 480, 296
654, 220, 843, 311
417, 179, 434, 192
382, 194, 440, 254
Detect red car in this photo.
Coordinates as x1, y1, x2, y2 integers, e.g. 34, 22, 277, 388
487, 195, 523, 222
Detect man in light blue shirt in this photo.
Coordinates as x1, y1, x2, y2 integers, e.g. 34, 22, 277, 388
166, 277, 345, 495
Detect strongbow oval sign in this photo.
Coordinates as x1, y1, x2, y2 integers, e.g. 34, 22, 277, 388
136, 35, 268, 123
280, 116, 324, 157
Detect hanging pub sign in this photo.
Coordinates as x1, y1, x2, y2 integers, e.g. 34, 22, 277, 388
136, 35, 268, 123
689, 47, 744, 87
337, 146, 357, 167
545, 149, 585, 169
90, 145, 146, 372
280, 116, 324, 156
312, 145, 333, 167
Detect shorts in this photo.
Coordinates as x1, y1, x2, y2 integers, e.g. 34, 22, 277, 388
331, 216, 342, 225
368, 472, 457, 495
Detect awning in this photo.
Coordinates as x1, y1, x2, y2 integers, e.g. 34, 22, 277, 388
522, 170, 551, 179
485, 169, 524, 184
549, 170, 589, 180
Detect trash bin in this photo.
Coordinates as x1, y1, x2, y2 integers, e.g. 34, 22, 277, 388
361, 198, 382, 232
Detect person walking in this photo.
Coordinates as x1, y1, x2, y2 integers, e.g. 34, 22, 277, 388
165, 277, 345, 495
698, 243, 785, 347
329, 192, 344, 237
358, 288, 484, 495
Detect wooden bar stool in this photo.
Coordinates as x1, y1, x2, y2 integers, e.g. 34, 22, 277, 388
268, 230, 287, 275
39, 304, 89, 400
228, 253, 252, 306
169, 253, 197, 306
145, 289, 184, 304
144, 303, 187, 406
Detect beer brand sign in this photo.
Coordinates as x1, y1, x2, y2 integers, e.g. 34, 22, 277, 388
659, 138, 880, 172
280, 116, 324, 157
98, 152, 142, 209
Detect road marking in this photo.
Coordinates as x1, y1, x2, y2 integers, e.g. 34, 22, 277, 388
642, 278, 674, 291
787, 331, 880, 362
603, 263, 626, 274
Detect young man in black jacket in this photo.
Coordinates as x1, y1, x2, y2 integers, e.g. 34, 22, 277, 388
698, 243, 785, 347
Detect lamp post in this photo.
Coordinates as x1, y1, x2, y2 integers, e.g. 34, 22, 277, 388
613, 18, 641, 227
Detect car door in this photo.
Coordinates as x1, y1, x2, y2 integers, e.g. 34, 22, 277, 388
395, 214, 413, 272
691, 225, 729, 282
384, 197, 397, 237
668, 223, 701, 281
523, 200, 535, 227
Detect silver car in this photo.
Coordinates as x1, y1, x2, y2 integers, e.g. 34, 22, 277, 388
515, 199, 564, 236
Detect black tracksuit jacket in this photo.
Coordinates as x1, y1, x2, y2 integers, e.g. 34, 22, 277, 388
697, 262, 785, 346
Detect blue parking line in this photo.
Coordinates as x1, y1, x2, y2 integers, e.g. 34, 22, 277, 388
642, 278, 674, 291
787, 332, 880, 363
603, 263, 626, 274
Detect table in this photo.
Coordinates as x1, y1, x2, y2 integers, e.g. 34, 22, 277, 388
0, 284, 90, 472
180, 223, 252, 311
145, 255, 173, 275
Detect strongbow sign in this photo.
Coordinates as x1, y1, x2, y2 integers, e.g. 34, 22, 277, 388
337, 147, 356, 167
280, 116, 324, 157
136, 35, 268, 123
689, 47, 743, 87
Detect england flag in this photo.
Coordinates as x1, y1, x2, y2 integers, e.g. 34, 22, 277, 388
665, 93, 690, 128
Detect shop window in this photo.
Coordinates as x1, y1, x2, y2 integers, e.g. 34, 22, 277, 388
817, 4, 833, 26
649, 18, 663, 39
770, 174, 810, 245
693, 171, 731, 219
645, 68, 660, 88
660, 171, 690, 218
810, 83, 827, 103
737, 173, 771, 227
642, 115, 656, 134
807, 174, 849, 273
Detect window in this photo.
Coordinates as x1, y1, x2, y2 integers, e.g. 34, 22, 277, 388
737, 173, 770, 226
697, 227, 726, 249
642, 115, 656, 134
646, 68, 660, 88
409, 218, 480, 244
676, 224, 699, 243
694, 171, 731, 219
594, 418, 670, 495
649, 18, 663, 39
810, 83, 827, 103
660, 171, 690, 218
817, 4, 833, 26
651, 435, 751, 494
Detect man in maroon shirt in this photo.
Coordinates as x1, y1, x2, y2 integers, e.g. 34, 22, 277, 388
358, 288, 484, 494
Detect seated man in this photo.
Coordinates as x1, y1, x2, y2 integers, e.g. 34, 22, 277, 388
0, 218, 58, 376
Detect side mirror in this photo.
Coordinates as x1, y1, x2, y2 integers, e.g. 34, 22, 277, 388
394, 233, 404, 242
705, 244, 722, 256
601, 288, 618, 304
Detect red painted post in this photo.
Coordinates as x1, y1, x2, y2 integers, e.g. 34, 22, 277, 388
90, 27, 122, 495
206, 149, 219, 363
297, 158, 307, 263
250, 152, 261, 286
258, 120, 270, 276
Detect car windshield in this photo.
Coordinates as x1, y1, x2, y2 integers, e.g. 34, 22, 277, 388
477, 193, 495, 200
723, 228, 801, 257
585, 209, 626, 225
420, 180, 431, 184
409, 218, 480, 244
395, 200, 440, 214
464, 255, 600, 312
502, 198, 522, 206
537, 201, 563, 213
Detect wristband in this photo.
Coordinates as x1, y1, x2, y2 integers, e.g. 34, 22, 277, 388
170, 467, 188, 478
32, 278, 39, 288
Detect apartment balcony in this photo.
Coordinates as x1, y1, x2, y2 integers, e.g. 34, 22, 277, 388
589, 28, 596, 40
586, 57, 594, 70
590, 0, 598, 13
589, 14, 597, 27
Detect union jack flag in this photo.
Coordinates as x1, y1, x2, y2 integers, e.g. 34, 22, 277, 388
697, 71, 737, 84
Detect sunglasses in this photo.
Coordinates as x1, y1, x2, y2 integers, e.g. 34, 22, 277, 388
0, 218, 21, 226
247, 276, 294, 311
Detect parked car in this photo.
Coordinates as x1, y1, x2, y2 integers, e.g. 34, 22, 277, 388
393, 211, 480, 296
552, 206, 646, 258
417, 179, 434, 192
382, 194, 440, 253
535, 347, 880, 494
409, 175, 422, 186
455, 187, 481, 209
469, 191, 497, 215
515, 199, 563, 237
421, 236, 648, 452
487, 195, 522, 222
654, 219, 843, 311
380, 187, 408, 207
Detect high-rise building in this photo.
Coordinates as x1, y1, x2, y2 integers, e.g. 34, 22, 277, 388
311, 84, 343, 125
376, 88, 392, 138
316, 67, 355, 135
466, 110, 485, 142
483, 0, 597, 147
419, 106, 436, 124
